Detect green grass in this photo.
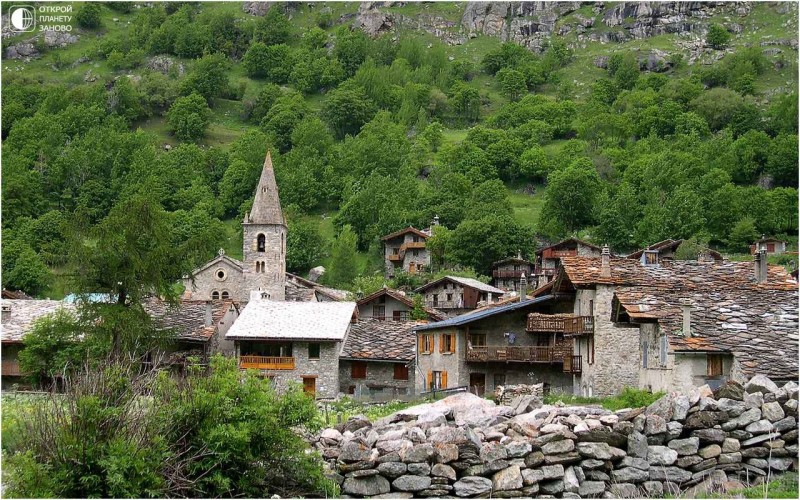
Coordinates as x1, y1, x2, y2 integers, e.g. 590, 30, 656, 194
686, 472, 799, 499
508, 183, 545, 229
544, 387, 665, 411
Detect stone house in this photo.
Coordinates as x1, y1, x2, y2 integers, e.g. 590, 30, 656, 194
339, 318, 428, 398
382, 226, 431, 278
750, 236, 788, 255
626, 238, 723, 263
225, 291, 357, 399
413, 297, 577, 397
356, 287, 444, 321
532, 247, 798, 397
1, 299, 75, 389
491, 255, 535, 292
182, 151, 287, 302
414, 276, 505, 317
533, 238, 603, 288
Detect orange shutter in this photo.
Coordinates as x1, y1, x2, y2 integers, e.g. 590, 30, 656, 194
418, 336, 423, 353
442, 371, 448, 389
427, 371, 432, 390
449, 335, 455, 353
439, 334, 444, 353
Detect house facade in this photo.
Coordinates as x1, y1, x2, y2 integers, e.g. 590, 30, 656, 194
356, 287, 443, 321
225, 291, 357, 399
533, 238, 603, 288
491, 256, 535, 292
750, 237, 787, 255
382, 227, 431, 278
414, 276, 504, 317
413, 297, 577, 397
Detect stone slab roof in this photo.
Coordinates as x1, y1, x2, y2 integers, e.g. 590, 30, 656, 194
246, 151, 286, 226
142, 298, 236, 343
1, 290, 32, 300
226, 292, 357, 341
285, 273, 349, 301
625, 239, 723, 261
535, 238, 603, 256
415, 276, 505, 295
341, 318, 428, 362
1, 299, 76, 343
381, 226, 429, 241
357, 288, 445, 321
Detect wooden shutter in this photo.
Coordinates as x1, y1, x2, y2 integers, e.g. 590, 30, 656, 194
449, 335, 455, 353
439, 334, 444, 353
707, 355, 723, 377
418, 337, 423, 353
442, 371, 448, 389
427, 371, 432, 390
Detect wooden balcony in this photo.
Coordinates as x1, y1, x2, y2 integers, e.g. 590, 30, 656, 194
387, 253, 403, 262
1, 360, 23, 376
527, 314, 594, 335
465, 344, 572, 364
425, 300, 461, 309
401, 241, 426, 251
563, 355, 582, 374
493, 269, 529, 279
239, 356, 295, 371
541, 249, 577, 259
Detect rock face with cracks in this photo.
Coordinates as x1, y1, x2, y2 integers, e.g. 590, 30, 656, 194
313, 377, 799, 498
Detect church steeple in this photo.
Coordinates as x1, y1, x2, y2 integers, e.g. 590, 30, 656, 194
247, 150, 286, 226
242, 150, 286, 301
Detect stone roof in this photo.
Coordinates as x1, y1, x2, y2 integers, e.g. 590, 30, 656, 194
226, 292, 357, 341
245, 151, 286, 226
1, 289, 32, 300
1, 299, 76, 343
285, 273, 350, 301
142, 298, 237, 343
492, 256, 533, 267
625, 239, 723, 261
186, 252, 244, 277
535, 238, 603, 256
341, 318, 427, 361
415, 276, 505, 295
357, 288, 445, 321
381, 226, 429, 241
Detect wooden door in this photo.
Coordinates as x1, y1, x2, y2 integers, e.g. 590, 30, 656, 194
470, 373, 486, 397
408, 261, 416, 274
302, 377, 316, 397
463, 287, 479, 308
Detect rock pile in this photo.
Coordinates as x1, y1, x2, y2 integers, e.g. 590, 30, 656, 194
494, 383, 544, 407
313, 376, 798, 498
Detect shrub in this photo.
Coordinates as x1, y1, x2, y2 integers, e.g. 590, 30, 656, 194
707, 24, 731, 49
76, 3, 103, 29
167, 93, 211, 142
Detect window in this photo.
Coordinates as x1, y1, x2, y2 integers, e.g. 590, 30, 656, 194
393, 310, 408, 321
428, 370, 447, 390
707, 355, 723, 377
394, 364, 409, 380
211, 291, 220, 300
659, 335, 667, 366
373, 305, 386, 321
432, 294, 439, 306
440, 333, 455, 353
308, 343, 321, 359
494, 373, 506, 388
221, 291, 230, 299
469, 333, 486, 347
302, 377, 316, 396
419, 334, 434, 354
393, 248, 399, 255
446, 293, 453, 301
642, 341, 648, 368
215, 268, 226, 281
257, 234, 266, 252
351, 361, 367, 379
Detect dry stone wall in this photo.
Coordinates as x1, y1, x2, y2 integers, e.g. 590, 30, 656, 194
313, 375, 798, 498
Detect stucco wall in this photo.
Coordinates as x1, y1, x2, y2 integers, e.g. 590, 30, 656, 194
339, 359, 411, 396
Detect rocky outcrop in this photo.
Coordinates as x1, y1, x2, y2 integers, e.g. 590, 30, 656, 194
355, 2, 396, 35
241, 1, 272, 16
146, 55, 185, 76
313, 376, 798, 498
4, 30, 80, 60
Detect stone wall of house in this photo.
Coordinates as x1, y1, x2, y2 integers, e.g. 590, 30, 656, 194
339, 360, 412, 396
184, 260, 246, 302
574, 286, 640, 398
357, 298, 412, 320
242, 224, 286, 301
384, 234, 431, 278
314, 376, 799, 498
421, 283, 466, 310
210, 306, 239, 355
248, 340, 340, 399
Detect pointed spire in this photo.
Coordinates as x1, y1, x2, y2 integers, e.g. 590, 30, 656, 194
248, 150, 285, 226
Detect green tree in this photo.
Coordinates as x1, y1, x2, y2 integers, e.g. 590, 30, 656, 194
167, 93, 211, 142
707, 24, 731, 49
179, 53, 229, 102
538, 163, 600, 238
727, 217, 759, 252
327, 225, 359, 287
255, 6, 292, 46
449, 82, 480, 123
286, 220, 326, 273
519, 145, 550, 181
450, 214, 533, 275
1, 240, 51, 296
321, 81, 378, 139
673, 237, 707, 260
76, 3, 102, 29
334, 27, 368, 77
243, 43, 293, 83
766, 134, 799, 187
497, 68, 527, 101
17, 309, 90, 387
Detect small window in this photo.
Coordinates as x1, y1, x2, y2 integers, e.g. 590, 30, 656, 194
394, 364, 409, 380
373, 305, 386, 321
221, 291, 230, 299
308, 343, 321, 359
707, 354, 723, 377
419, 334, 434, 354
211, 291, 220, 300
446, 293, 453, 301
351, 361, 367, 379
215, 269, 226, 281
257, 234, 266, 252
393, 310, 408, 321
469, 333, 486, 347
440, 333, 455, 353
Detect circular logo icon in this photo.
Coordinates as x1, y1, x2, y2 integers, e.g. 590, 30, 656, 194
9, 6, 35, 32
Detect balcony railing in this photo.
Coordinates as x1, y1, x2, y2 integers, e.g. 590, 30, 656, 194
1, 360, 23, 376
492, 269, 530, 278
541, 249, 577, 259
401, 241, 426, 251
563, 355, 582, 374
239, 355, 295, 371
527, 314, 594, 335
387, 253, 403, 262
465, 344, 572, 364
425, 300, 461, 309
533, 267, 557, 276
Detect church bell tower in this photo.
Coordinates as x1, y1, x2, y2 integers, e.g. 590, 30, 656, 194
242, 151, 286, 300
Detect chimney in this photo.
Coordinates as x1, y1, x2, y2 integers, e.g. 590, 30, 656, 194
204, 302, 213, 327
519, 273, 527, 302
754, 250, 768, 283
680, 298, 692, 337
432, 215, 440, 226
600, 245, 611, 278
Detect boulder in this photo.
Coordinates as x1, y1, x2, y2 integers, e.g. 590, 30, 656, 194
744, 391, 764, 409
393, 475, 432, 492
761, 402, 785, 422
668, 437, 700, 456
400, 443, 436, 463
648, 445, 678, 465
745, 375, 779, 394
628, 431, 649, 458
340, 441, 374, 463
408, 462, 431, 475
541, 464, 565, 479
672, 396, 691, 421
714, 381, 745, 401
342, 474, 391, 496
492, 465, 523, 491
717, 398, 747, 417
377, 461, 407, 478
648, 466, 692, 483
698, 444, 722, 459
542, 439, 575, 455
645, 394, 674, 420
577, 442, 614, 460
611, 467, 649, 483
563, 466, 580, 493
579, 480, 606, 497
539, 479, 565, 495
453, 476, 492, 497
308, 266, 325, 282
620, 456, 649, 470
431, 463, 456, 481
691, 428, 727, 444
644, 414, 667, 435
522, 468, 544, 485
609, 482, 640, 498
510, 394, 542, 415
721, 438, 740, 453
745, 419, 774, 434
434, 443, 459, 463
504, 440, 531, 458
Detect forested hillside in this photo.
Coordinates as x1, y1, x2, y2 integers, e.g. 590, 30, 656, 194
2, 1, 798, 298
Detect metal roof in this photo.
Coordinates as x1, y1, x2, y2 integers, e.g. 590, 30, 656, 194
414, 295, 553, 331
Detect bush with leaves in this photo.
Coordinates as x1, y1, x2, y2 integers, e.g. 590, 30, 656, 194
707, 23, 731, 49
167, 93, 211, 142
76, 3, 102, 29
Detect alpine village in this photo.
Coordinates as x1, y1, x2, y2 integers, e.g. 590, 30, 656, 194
0, 1, 798, 499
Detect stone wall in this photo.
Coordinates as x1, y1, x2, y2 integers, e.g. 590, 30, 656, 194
242, 224, 286, 301
339, 359, 412, 396
313, 375, 798, 498
183, 259, 246, 302
246, 340, 340, 399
